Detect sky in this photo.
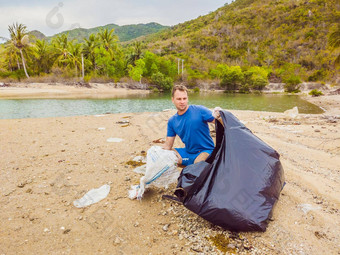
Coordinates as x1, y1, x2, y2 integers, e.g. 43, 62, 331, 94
0, 0, 230, 41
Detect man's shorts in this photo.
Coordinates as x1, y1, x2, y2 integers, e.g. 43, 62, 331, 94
174, 148, 214, 166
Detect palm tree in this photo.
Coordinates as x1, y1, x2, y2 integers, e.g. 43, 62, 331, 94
4, 41, 20, 71
8, 23, 30, 78
83, 34, 99, 71
68, 42, 82, 76
97, 28, 118, 58
52, 33, 73, 68
33, 39, 53, 74
329, 24, 340, 66
130, 41, 143, 63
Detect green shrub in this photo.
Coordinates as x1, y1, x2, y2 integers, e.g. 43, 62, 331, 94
283, 75, 301, 92
307, 69, 327, 82
219, 65, 244, 91
252, 76, 268, 90
193, 87, 200, 93
151, 72, 173, 91
253, 90, 262, 95
243, 66, 269, 91
151, 87, 160, 93
309, 89, 323, 97
0, 70, 11, 78
239, 83, 250, 93
84, 74, 92, 83
8, 70, 26, 81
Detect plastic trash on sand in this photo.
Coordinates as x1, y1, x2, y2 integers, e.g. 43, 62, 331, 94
284, 106, 299, 118
107, 137, 123, 143
129, 146, 179, 200
298, 204, 321, 214
73, 184, 110, 208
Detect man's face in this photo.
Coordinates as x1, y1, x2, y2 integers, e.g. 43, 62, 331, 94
172, 90, 188, 112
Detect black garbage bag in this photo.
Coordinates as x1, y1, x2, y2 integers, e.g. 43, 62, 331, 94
174, 110, 285, 232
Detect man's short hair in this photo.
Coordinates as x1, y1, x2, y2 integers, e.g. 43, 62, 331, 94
172, 85, 188, 97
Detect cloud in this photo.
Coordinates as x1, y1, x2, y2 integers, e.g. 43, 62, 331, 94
0, 0, 229, 38
0, 6, 50, 39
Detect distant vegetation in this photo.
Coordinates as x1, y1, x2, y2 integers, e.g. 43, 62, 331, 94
0, 0, 339, 93
142, 0, 340, 90
49, 22, 168, 43
309, 89, 323, 96
0, 23, 176, 91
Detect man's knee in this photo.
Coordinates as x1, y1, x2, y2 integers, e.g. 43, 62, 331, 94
194, 152, 210, 164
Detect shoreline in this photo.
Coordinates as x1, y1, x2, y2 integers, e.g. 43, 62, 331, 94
1, 82, 339, 100
0, 82, 150, 99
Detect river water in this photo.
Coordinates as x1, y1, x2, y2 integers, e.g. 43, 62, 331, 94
0, 92, 323, 119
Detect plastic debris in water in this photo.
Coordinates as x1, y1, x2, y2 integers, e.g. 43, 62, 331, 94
107, 137, 123, 143
73, 184, 110, 208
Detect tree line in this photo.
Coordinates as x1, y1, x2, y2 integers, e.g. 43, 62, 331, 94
1, 22, 339, 93
0, 23, 179, 91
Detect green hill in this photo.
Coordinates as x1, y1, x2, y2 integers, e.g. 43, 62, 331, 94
142, 0, 339, 83
49, 22, 168, 42
29, 30, 46, 41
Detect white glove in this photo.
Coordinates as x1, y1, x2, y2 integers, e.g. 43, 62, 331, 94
212, 107, 222, 119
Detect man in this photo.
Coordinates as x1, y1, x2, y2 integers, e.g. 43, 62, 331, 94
163, 85, 222, 166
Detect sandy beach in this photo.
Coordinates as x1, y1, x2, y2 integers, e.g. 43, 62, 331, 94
0, 82, 150, 99
0, 83, 339, 254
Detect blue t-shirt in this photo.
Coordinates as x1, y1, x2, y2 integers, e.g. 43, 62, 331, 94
167, 105, 215, 154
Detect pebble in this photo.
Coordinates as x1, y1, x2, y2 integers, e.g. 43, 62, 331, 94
114, 237, 121, 245
165, 204, 256, 254
228, 244, 236, 249
63, 229, 71, 234
162, 224, 169, 232
17, 182, 26, 188
4, 189, 16, 196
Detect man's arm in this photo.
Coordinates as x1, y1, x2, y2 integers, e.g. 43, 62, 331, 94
211, 117, 223, 125
162, 136, 176, 150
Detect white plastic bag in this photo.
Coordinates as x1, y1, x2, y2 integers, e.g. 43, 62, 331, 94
129, 146, 179, 200
284, 106, 299, 119
73, 184, 110, 208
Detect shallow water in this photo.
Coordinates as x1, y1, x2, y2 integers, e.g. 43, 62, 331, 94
0, 93, 323, 119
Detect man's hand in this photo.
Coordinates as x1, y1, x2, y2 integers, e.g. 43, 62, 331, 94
212, 107, 222, 119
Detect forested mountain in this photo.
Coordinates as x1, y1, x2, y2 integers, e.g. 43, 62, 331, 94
29, 30, 46, 41
1, 0, 339, 92
49, 22, 168, 42
142, 0, 339, 84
